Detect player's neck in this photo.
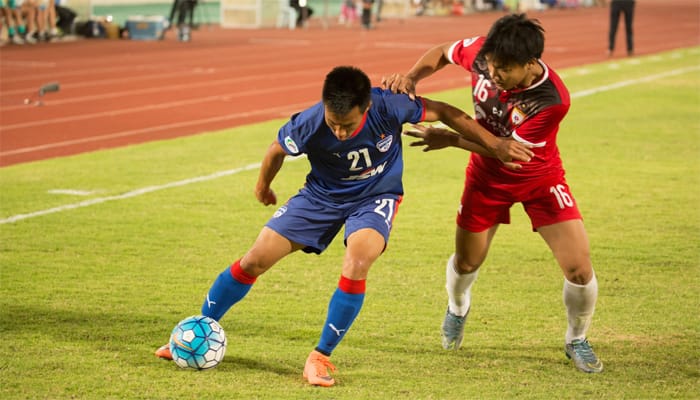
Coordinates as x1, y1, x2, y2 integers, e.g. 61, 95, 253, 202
524, 61, 544, 88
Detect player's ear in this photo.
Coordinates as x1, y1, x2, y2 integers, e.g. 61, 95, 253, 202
363, 100, 372, 114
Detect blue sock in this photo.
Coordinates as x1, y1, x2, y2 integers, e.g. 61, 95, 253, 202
316, 277, 366, 356
201, 261, 256, 321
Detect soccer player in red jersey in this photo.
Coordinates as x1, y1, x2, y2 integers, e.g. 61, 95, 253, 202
382, 14, 603, 373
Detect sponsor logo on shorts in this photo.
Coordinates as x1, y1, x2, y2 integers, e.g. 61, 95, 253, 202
284, 136, 299, 154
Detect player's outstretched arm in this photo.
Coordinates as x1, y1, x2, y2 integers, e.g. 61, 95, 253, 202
381, 42, 453, 100
404, 125, 523, 170
421, 98, 533, 164
254, 140, 287, 206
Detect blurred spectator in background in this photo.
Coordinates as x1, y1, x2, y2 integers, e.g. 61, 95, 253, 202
485, 0, 504, 10
54, 0, 76, 35
375, 0, 383, 22
168, 0, 178, 25
361, 0, 373, 29
169, 0, 198, 27
167, 0, 198, 41
290, 0, 313, 28
608, 0, 634, 56
177, 0, 197, 41
2, 0, 25, 44
338, 0, 357, 27
21, 0, 39, 43
35, 0, 58, 41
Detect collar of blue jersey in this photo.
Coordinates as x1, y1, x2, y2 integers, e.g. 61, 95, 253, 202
348, 110, 369, 139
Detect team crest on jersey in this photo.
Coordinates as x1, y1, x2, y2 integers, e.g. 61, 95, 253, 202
376, 134, 393, 152
272, 205, 288, 219
510, 107, 526, 126
284, 136, 299, 154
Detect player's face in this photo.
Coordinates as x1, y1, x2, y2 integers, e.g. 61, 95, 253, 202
485, 55, 538, 90
324, 104, 369, 141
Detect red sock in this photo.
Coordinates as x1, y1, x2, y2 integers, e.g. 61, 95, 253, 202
229, 259, 257, 285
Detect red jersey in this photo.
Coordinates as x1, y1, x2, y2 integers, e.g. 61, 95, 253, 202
447, 36, 570, 187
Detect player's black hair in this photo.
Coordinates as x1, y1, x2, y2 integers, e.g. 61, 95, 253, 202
478, 14, 545, 66
322, 66, 371, 115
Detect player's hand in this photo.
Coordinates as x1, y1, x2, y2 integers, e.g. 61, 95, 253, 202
381, 73, 417, 100
255, 187, 277, 206
493, 138, 534, 170
404, 124, 458, 151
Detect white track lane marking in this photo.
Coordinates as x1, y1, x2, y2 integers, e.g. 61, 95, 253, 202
1, 64, 698, 224
0, 101, 313, 156
0, 77, 463, 157
0, 82, 320, 131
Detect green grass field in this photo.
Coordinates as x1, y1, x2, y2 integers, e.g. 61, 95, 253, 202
1, 48, 699, 399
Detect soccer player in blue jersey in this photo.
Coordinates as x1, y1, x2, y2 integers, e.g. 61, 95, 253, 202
155, 66, 532, 386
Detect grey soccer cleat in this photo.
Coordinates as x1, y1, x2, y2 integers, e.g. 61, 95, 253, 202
441, 308, 468, 350
565, 338, 603, 373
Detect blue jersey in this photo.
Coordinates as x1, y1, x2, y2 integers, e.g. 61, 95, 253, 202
277, 88, 426, 202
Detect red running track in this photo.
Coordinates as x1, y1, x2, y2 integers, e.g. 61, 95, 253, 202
0, 1, 698, 167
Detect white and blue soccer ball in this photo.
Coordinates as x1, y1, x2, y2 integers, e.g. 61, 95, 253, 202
169, 315, 227, 370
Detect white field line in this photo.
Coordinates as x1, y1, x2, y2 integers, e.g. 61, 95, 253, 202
47, 189, 101, 196
570, 65, 700, 98
1, 65, 698, 225
0, 157, 303, 224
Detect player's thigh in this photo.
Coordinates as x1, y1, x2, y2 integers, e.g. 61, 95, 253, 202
342, 194, 401, 278
537, 219, 593, 284
454, 224, 498, 272
242, 226, 300, 276
344, 193, 401, 246
265, 191, 345, 254
343, 228, 386, 280
457, 179, 511, 233
523, 180, 582, 231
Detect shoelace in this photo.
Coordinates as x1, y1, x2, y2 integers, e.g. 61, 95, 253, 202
446, 313, 465, 329
311, 355, 337, 376
572, 340, 597, 363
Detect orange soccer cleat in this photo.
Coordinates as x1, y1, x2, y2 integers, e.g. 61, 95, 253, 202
302, 350, 337, 387
154, 344, 173, 360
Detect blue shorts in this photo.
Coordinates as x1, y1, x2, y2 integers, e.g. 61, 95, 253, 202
265, 188, 402, 254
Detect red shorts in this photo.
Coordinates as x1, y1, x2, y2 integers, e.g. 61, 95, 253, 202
456, 174, 583, 233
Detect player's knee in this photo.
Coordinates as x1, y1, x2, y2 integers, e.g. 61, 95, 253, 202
562, 263, 593, 285
454, 253, 482, 274
240, 252, 272, 277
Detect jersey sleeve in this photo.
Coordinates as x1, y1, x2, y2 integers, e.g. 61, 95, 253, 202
377, 89, 426, 125
277, 101, 325, 156
446, 36, 485, 72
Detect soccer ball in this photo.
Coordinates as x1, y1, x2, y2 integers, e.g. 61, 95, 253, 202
169, 315, 227, 370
